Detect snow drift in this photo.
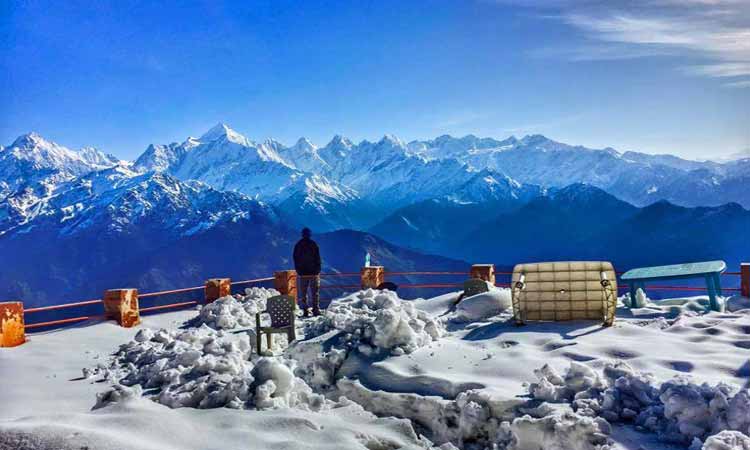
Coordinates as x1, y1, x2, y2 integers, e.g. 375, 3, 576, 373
105, 324, 327, 411
321, 289, 446, 356
529, 361, 750, 448
193, 287, 280, 330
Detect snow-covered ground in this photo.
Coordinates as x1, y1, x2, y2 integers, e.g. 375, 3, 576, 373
1, 287, 749, 450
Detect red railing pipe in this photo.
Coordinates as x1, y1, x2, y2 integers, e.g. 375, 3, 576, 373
24, 299, 103, 314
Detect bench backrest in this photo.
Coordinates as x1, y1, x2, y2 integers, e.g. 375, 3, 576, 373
511, 261, 617, 325
463, 278, 490, 298
376, 281, 399, 292
266, 295, 295, 328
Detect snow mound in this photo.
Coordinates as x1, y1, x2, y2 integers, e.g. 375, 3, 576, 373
291, 289, 447, 390
620, 290, 730, 317
337, 378, 612, 449
106, 324, 327, 411
452, 288, 512, 322
320, 289, 445, 356
93, 384, 143, 410
510, 411, 611, 450
193, 287, 279, 330
529, 361, 750, 447
701, 430, 750, 450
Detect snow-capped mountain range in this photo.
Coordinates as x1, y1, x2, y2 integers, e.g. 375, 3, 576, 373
131, 123, 750, 217
2, 123, 748, 237
2, 124, 749, 305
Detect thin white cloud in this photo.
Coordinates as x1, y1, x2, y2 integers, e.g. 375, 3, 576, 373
724, 79, 750, 88
687, 62, 750, 78
530, 42, 673, 61
510, 0, 750, 87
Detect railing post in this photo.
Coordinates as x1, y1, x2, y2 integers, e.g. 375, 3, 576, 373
470, 264, 496, 285
0, 301, 25, 347
742, 263, 750, 298
205, 278, 231, 304
361, 266, 385, 289
274, 270, 297, 298
103, 289, 140, 328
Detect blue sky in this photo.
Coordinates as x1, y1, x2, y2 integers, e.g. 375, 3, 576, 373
1, 0, 748, 160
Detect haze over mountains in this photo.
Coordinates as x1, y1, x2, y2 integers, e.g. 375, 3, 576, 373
1, 123, 748, 305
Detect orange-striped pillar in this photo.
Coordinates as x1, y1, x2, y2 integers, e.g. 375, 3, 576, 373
361, 266, 385, 289
470, 264, 496, 285
205, 278, 231, 304
742, 263, 750, 298
103, 289, 140, 328
274, 270, 297, 298
0, 302, 25, 347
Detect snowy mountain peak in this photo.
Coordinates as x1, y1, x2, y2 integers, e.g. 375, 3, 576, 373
182, 136, 201, 149
294, 137, 316, 152
11, 132, 54, 149
519, 134, 552, 146
3, 132, 116, 175
713, 148, 750, 163
134, 142, 186, 173
328, 135, 353, 149
447, 169, 531, 203
550, 183, 622, 205
199, 123, 247, 144
261, 139, 286, 154
379, 134, 403, 147
276, 138, 327, 173
77, 146, 120, 168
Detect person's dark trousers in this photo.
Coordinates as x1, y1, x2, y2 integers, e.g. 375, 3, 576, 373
298, 275, 321, 315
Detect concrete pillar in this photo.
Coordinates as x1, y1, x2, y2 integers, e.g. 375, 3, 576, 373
361, 266, 385, 289
103, 289, 140, 328
742, 263, 750, 298
274, 270, 297, 298
470, 264, 496, 285
0, 302, 25, 347
205, 278, 231, 304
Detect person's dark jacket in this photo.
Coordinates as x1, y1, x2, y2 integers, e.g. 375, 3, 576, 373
293, 238, 321, 276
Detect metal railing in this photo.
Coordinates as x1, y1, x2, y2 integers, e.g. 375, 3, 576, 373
11, 264, 749, 335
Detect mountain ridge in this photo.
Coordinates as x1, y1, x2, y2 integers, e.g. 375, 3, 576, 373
3, 126, 748, 307
6, 125, 749, 234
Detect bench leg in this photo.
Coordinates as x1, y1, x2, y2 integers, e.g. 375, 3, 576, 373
256, 314, 262, 355
705, 275, 721, 312
630, 282, 647, 307
266, 333, 273, 351
712, 273, 722, 297
628, 283, 637, 308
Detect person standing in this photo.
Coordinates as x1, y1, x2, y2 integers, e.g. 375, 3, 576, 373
293, 227, 321, 317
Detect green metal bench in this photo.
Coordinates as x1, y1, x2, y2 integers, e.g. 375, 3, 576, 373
621, 260, 726, 312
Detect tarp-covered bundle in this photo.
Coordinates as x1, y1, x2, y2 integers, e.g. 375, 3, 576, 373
512, 261, 617, 326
